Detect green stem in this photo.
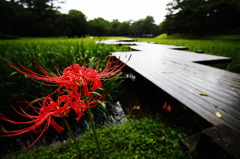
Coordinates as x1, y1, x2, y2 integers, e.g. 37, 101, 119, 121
80, 86, 104, 158
62, 117, 85, 159
86, 107, 104, 159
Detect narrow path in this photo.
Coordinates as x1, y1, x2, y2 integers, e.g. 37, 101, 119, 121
99, 39, 240, 133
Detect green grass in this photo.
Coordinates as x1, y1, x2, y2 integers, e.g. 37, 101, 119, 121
0, 35, 238, 158
138, 34, 240, 73
155, 33, 240, 40
2, 116, 193, 159
0, 37, 130, 105
0, 37, 132, 155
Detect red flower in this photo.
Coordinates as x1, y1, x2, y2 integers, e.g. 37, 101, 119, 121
162, 102, 172, 112
1, 56, 129, 152
5, 56, 130, 95
59, 64, 99, 96
0, 101, 64, 152
0, 92, 104, 152
98, 56, 130, 81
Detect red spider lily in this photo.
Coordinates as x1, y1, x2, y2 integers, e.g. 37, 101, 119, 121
162, 102, 172, 112
0, 102, 64, 152
98, 55, 130, 80
1, 56, 129, 152
5, 56, 130, 95
0, 92, 104, 152
54, 91, 105, 121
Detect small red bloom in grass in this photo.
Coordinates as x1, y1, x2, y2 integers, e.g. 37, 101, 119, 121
162, 102, 172, 112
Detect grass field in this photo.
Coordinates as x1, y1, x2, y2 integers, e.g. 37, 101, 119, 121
0, 37, 129, 104
2, 115, 194, 159
0, 35, 239, 158
0, 37, 132, 156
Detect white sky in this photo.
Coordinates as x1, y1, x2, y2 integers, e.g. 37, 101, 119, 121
58, 0, 172, 24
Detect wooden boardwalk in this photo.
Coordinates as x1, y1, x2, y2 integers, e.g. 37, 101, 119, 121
99, 39, 240, 133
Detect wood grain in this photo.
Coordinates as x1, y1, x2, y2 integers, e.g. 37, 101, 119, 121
99, 39, 240, 133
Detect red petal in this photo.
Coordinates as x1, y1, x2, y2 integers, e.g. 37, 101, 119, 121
50, 118, 64, 133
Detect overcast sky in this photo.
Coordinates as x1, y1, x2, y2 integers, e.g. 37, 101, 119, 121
58, 0, 172, 24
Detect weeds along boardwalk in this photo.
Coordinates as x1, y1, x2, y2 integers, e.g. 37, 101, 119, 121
98, 39, 240, 133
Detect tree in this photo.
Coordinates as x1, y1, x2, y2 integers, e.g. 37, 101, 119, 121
67, 9, 88, 37
0, 0, 62, 37
117, 21, 131, 36
131, 16, 159, 36
0, 0, 22, 36
1, 0, 164, 37
89, 18, 110, 36
162, 0, 240, 34
110, 20, 121, 36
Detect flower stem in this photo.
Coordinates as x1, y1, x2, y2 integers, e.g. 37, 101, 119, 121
86, 107, 104, 159
62, 117, 85, 159
80, 86, 104, 159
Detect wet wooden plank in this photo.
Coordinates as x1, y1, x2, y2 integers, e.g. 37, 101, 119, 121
100, 39, 240, 133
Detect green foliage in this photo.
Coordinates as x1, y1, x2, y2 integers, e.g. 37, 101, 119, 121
89, 18, 111, 36
2, 116, 193, 159
131, 16, 159, 36
0, 37, 130, 103
0, 0, 62, 37
66, 10, 88, 37
111, 21, 131, 36
0, 37, 131, 150
0, 0, 160, 37
162, 0, 240, 34
155, 33, 240, 40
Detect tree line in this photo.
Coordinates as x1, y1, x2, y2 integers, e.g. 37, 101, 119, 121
161, 0, 240, 34
0, 0, 160, 38
1, 0, 239, 38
